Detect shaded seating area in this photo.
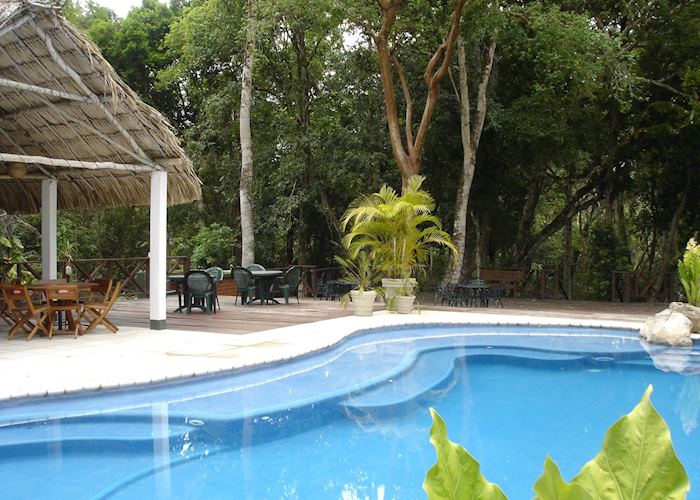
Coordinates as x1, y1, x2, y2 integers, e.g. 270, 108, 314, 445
1, 281, 123, 340
0, 1, 201, 331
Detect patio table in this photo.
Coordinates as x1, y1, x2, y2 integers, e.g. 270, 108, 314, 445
168, 275, 186, 312
27, 282, 98, 332
169, 273, 223, 313
460, 281, 490, 307
250, 270, 284, 305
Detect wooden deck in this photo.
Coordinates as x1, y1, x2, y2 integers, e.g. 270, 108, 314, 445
110, 295, 352, 334
108, 295, 663, 335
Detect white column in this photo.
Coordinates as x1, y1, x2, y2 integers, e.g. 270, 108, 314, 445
149, 171, 167, 330
41, 179, 57, 280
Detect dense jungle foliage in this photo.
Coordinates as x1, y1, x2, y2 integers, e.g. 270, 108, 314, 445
6, 0, 700, 299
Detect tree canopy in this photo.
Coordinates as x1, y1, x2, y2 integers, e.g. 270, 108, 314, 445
9, 0, 697, 300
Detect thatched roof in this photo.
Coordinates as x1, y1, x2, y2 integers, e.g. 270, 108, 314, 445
0, 0, 201, 214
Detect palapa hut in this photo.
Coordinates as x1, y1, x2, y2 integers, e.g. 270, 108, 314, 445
0, 0, 202, 329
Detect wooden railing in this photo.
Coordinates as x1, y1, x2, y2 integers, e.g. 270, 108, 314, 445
611, 271, 676, 303
2, 256, 190, 297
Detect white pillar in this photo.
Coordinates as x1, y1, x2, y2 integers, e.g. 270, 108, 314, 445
149, 171, 167, 330
41, 179, 57, 280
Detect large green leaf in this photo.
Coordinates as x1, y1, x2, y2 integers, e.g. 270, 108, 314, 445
572, 386, 689, 500
424, 408, 507, 500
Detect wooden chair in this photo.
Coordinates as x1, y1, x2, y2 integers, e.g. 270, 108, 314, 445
0, 294, 12, 326
1, 285, 49, 340
81, 281, 122, 334
86, 278, 112, 302
44, 284, 82, 339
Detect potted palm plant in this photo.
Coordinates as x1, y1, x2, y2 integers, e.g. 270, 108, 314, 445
341, 175, 457, 312
335, 252, 380, 316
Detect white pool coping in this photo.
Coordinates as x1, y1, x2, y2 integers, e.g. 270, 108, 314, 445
0, 310, 651, 402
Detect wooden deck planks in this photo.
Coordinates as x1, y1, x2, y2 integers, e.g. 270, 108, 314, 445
107, 295, 661, 335
109, 296, 352, 334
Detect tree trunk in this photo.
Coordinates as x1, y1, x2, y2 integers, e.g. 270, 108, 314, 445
514, 178, 542, 263
562, 176, 573, 299
239, 0, 256, 266
514, 169, 608, 265
649, 172, 690, 301
291, 26, 314, 264
472, 211, 481, 279
446, 38, 496, 283
374, 0, 465, 189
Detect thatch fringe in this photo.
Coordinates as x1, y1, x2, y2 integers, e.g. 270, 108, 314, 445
0, 0, 202, 214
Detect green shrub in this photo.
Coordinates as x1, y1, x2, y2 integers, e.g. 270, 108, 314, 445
187, 223, 236, 269
678, 237, 700, 306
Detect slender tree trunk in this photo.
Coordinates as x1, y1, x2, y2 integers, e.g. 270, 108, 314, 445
650, 172, 690, 301
446, 38, 496, 283
239, 0, 256, 266
374, 0, 465, 190
514, 177, 541, 263
291, 26, 314, 264
562, 176, 573, 299
472, 211, 481, 279
615, 197, 631, 265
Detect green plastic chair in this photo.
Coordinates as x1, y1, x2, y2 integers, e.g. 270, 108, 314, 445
245, 263, 266, 272
278, 266, 302, 304
232, 266, 256, 305
206, 267, 224, 311
185, 270, 215, 314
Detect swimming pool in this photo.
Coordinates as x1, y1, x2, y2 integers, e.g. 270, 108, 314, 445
0, 324, 698, 499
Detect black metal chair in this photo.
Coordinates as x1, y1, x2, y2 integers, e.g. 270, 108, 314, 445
232, 266, 256, 305
185, 270, 215, 314
485, 284, 505, 308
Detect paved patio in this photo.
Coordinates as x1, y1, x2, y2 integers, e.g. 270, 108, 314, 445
0, 296, 665, 402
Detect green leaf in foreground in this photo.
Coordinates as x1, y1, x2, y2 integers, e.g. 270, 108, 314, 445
424, 408, 507, 500
573, 385, 689, 499
533, 455, 590, 500
534, 385, 690, 500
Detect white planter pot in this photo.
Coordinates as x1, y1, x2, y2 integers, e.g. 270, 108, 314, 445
396, 295, 416, 314
381, 278, 417, 311
350, 290, 377, 316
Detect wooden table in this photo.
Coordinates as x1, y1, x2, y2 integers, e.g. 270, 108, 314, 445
28, 282, 98, 333
250, 270, 284, 305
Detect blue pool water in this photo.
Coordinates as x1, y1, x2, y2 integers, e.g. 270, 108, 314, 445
1, 325, 699, 499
